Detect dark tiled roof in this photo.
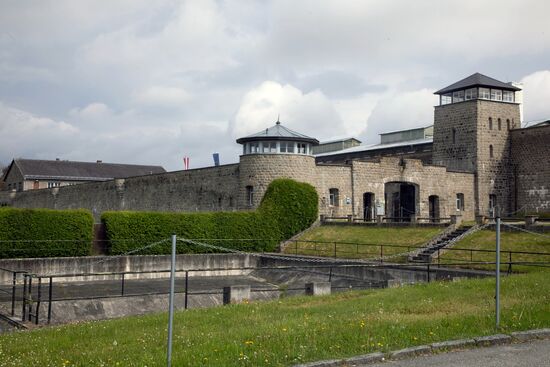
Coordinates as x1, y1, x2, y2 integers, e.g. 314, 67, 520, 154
435, 73, 521, 95
9, 159, 165, 181
236, 121, 319, 145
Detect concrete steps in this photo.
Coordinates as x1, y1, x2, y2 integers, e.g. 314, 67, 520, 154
410, 225, 474, 263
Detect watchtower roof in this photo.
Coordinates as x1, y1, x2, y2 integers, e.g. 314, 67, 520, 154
236, 121, 319, 145
435, 73, 521, 95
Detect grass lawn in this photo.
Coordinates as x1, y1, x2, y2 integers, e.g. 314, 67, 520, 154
284, 225, 442, 259
2, 272, 549, 366
439, 229, 550, 273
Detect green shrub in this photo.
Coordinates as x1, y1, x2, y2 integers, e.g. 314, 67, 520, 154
103, 179, 318, 255
0, 208, 93, 258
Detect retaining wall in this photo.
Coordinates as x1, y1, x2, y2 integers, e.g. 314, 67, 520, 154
0, 253, 257, 284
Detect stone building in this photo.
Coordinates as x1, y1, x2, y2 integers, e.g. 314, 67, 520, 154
1, 158, 165, 192
0, 73, 548, 221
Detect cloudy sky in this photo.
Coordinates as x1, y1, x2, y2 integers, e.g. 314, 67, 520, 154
1, 0, 549, 171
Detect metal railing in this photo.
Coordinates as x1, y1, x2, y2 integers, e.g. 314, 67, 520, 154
286, 239, 550, 270
8, 263, 391, 325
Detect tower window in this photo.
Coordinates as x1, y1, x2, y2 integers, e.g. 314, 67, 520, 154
489, 145, 494, 158
465, 88, 477, 100
452, 128, 457, 144
246, 186, 254, 206
488, 117, 493, 130
506, 119, 511, 130
329, 188, 339, 207
498, 118, 502, 130
452, 90, 464, 103
479, 88, 490, 99
491, 89, 502, 101
503, 91, 514, 102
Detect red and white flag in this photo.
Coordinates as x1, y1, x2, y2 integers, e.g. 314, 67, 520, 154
183, 157, 190, 170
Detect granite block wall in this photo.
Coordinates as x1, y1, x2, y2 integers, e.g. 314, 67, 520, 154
511, 125, 550, 213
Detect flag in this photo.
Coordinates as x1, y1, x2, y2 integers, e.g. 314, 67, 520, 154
212, 153, 220, 166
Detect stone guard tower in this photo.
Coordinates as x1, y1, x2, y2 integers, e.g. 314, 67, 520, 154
236, 120, 320, 209
432, 73, 521, 217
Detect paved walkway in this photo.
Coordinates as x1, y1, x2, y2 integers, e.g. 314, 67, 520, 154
361, 339, 550, 367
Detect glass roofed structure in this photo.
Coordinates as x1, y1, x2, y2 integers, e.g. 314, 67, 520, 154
236, 120, 319, 155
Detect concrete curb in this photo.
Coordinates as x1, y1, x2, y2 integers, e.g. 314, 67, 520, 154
292, 328, 550, 367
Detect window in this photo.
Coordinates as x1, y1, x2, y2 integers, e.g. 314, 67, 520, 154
262, 141, 276, 153
249, 142, 259, 153
488, 117, 493, 130
479, 88, 490, 99
489, 144, 494, 158
506, 119, 511, 130
280, 141, 294, 153
456, 193, 465, 211
441, 93, 452, 105
498, 118, 502, 130
329, 188, 339, 207
297, 143, 307, 154
452, 128, 457, 144
246, 186, 254, 206
491, 89, 502, 101
465, 88, 477, 100
47, 182, 60, 189
452, 90, 464, 103
218, 197, 222, 208
503, 91, 514, 102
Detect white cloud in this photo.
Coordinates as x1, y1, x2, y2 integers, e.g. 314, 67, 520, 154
133, 86, 191, 108
232, 81, 342, 141
0, 102, 79, 161
362, 89, 438, 143
520, 70, 550, 123
70, 102, 112, 119
0, 1, 549, 171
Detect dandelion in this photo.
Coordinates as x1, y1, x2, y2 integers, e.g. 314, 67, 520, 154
244, 340, 254, 346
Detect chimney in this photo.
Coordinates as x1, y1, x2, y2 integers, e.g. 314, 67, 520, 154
55, 158, 60, 161
97, 160, 102, 163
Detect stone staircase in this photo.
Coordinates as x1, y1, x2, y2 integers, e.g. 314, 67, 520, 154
409, 225, 474, 263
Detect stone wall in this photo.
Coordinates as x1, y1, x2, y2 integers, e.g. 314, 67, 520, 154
433, 100, 478, 172
351, 157, 475, 221
511, 125, 550, 213
0, 164, 240, 221
238, 153, 319, 208
476, 101, 520, 216
433, 99, 521, 216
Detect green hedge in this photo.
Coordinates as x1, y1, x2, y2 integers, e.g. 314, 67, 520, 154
103, 179, 318, 255
0, 208, 94, 258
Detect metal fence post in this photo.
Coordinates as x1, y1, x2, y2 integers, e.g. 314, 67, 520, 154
167, 234, 177, 367
496, 215, 501, 329
184, 271, 189, 310
35, 277, 42, 325
121, 273, 125, 296
47, 277, 53, 324
21, 275, 27, 321
333, 242, 337, 258
380, 245, 383, 264
427, 263, 431, 283
508, 252, 512, 274
27, 276, 33, 322
11, 272, 16, 317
